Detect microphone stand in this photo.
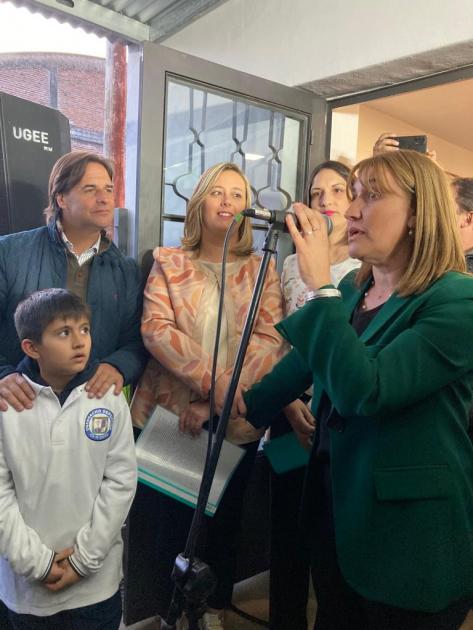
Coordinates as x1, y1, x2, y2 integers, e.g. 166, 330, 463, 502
163, 222, 282, 629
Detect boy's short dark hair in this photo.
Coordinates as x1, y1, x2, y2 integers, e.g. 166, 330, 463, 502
14, 289, 91, 343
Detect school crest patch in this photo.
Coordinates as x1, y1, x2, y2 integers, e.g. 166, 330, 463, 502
84, 408, 114, 441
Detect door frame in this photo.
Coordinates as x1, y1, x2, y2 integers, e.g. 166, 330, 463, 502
326, 64, 473, 145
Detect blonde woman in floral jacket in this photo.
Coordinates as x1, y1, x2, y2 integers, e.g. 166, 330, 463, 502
131, 162, 287, 630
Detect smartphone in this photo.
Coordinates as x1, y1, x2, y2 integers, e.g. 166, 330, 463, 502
393, 135, 427, 153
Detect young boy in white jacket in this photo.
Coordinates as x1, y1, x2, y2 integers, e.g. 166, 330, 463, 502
0, 288, 137, 629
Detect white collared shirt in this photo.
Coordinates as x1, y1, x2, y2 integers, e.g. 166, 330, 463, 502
57, 221, 101, 267
0, 378, 137, 615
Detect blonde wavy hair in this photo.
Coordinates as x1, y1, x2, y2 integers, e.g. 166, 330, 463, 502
348, 150, 465, 296
181, 162, 253, 256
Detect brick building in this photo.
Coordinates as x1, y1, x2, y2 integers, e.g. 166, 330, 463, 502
0, 52, 105, 153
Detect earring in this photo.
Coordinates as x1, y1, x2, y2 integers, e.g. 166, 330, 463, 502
408, 228, 414, 237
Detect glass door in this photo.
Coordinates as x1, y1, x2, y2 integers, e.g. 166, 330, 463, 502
161, 75, 309, 252
123, 42, 330, 626
128, 42, 329, 260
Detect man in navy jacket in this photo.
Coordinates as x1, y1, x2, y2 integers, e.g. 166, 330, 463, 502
0, 150, 147, 412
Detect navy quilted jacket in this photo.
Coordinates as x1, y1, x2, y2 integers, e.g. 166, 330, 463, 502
0, 221, 147, 385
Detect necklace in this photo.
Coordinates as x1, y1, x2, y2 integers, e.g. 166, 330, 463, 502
361, 279, 393, 310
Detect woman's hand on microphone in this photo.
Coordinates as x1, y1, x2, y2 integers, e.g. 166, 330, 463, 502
287, 203, 331, 290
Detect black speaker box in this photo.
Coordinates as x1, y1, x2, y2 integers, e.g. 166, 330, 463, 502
0, 91, 71, 235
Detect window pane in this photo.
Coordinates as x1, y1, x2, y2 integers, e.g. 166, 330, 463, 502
162, 77, 307, 226
162, 220, 184, 247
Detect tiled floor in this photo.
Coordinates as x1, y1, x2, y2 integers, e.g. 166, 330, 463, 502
120, 570, 316, 629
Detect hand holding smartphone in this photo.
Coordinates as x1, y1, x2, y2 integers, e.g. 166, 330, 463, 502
391, 135, 427, 153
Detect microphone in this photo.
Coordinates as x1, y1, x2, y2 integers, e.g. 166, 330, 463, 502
240, 207, 333, 235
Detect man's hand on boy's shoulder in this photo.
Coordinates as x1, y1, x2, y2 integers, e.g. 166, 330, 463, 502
0, 373, 36, 412
85, 363, 124, 399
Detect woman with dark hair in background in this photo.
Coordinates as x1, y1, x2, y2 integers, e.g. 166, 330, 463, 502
270, 160, 359, 630
281, 160, 360, 317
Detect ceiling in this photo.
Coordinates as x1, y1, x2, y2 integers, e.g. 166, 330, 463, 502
12, 0, 229, 43
359, 77, 473, 152
9, 0, 473, 156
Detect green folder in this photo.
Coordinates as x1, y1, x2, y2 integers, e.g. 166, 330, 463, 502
263, 431, 310, 473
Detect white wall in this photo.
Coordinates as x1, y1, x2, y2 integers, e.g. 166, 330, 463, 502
163, 0, 473, 88
330, 106, 360, 167
356, 106, 473, 177
330, 104, 473, 177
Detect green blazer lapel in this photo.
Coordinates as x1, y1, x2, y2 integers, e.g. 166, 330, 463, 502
341, 277, 411, 343
344, 283, 363, 317
312, 280, 410, 413
360, 294, 410, 343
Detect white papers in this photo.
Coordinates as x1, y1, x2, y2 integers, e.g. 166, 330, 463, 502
136, 405, 244, 516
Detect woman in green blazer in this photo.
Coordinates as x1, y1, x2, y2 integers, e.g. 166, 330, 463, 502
240, 151, 473, 630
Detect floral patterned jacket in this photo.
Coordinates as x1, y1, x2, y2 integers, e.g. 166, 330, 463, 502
131, 247, 287, 433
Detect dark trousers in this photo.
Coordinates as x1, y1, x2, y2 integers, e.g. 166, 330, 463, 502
153, 441, 259, 619
6, 591, 122, 630
309, 462, 473, 630
0, 600, 13, 629
269, 415, 310, 630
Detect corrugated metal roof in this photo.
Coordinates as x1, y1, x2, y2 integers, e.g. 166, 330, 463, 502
11, 0, 229, 43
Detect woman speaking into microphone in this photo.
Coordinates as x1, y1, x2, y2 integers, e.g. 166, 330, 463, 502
239, 150, 473, 630
131, 162, 287, 630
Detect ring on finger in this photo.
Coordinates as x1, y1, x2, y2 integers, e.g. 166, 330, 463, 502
305, 230, 314, 236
